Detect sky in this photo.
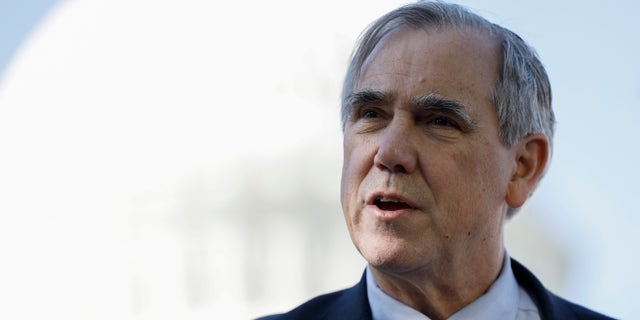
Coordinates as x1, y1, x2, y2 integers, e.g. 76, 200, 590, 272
0, 0, 637, 319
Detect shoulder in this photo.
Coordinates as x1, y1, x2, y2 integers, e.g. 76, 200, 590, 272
255, 289, 352, 320
511, 258, 616, 320
255, 272, 371, 320
546, 291, 616, 320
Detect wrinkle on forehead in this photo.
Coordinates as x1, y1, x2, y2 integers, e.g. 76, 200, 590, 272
357, 26, 501, 93
356, 27, 501, 112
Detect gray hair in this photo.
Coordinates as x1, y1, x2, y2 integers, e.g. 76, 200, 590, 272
341, 0, 555, 149
340, 1, 555, 217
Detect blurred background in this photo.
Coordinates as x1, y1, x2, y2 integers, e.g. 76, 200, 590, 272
0, 0, 637, 319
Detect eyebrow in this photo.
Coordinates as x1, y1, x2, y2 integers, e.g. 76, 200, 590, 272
345, 90, 477, 130
344, 90, 394, 114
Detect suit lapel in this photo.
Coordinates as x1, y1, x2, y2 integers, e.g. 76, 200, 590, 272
511, 258, 574, 320
324, 271, 373, 320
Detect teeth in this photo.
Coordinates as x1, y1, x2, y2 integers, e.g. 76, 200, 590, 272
374, 196, 412, 211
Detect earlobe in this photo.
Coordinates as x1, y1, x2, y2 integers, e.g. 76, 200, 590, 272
505, 134, 550, 209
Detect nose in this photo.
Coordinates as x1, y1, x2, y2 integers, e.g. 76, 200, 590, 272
373, 119, 418, 174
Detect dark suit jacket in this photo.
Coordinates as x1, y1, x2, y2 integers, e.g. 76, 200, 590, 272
257, 259, 615, 320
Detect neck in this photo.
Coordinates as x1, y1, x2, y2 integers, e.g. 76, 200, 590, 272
370, 247, 505, 320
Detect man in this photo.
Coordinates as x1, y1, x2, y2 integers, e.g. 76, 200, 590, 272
259, 1, 613, 319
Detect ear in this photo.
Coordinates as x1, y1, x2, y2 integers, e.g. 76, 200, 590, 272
506, 134, 550, 209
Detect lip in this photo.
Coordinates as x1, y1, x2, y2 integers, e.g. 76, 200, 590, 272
366, 192, 418, 222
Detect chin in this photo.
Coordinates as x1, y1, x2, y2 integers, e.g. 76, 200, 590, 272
356, 233, 424, 273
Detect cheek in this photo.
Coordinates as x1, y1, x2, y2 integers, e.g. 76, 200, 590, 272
432, 145, 503, 205
446, 144, 511, 215
340, 135, 374, 214
340, 138, 359, 213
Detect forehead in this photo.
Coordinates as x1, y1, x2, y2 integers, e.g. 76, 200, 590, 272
356, 27, 502, 111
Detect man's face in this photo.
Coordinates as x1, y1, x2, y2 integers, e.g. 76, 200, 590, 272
341, 27, 517, 273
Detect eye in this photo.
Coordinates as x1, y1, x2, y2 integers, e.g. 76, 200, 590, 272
362, 109, 381, 119
349, 106, 388, 133
430, 117, 457, 128
356, 107, 383, 120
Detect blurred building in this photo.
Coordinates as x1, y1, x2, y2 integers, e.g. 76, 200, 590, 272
0, 1, 631, 319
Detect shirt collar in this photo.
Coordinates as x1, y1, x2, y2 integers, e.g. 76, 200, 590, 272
366, 252, 521, 320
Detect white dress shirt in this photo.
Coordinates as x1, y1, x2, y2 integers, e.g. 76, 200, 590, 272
366, 252, 540, 320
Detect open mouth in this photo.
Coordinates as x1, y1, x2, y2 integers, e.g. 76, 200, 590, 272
374, 197, 413, 211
